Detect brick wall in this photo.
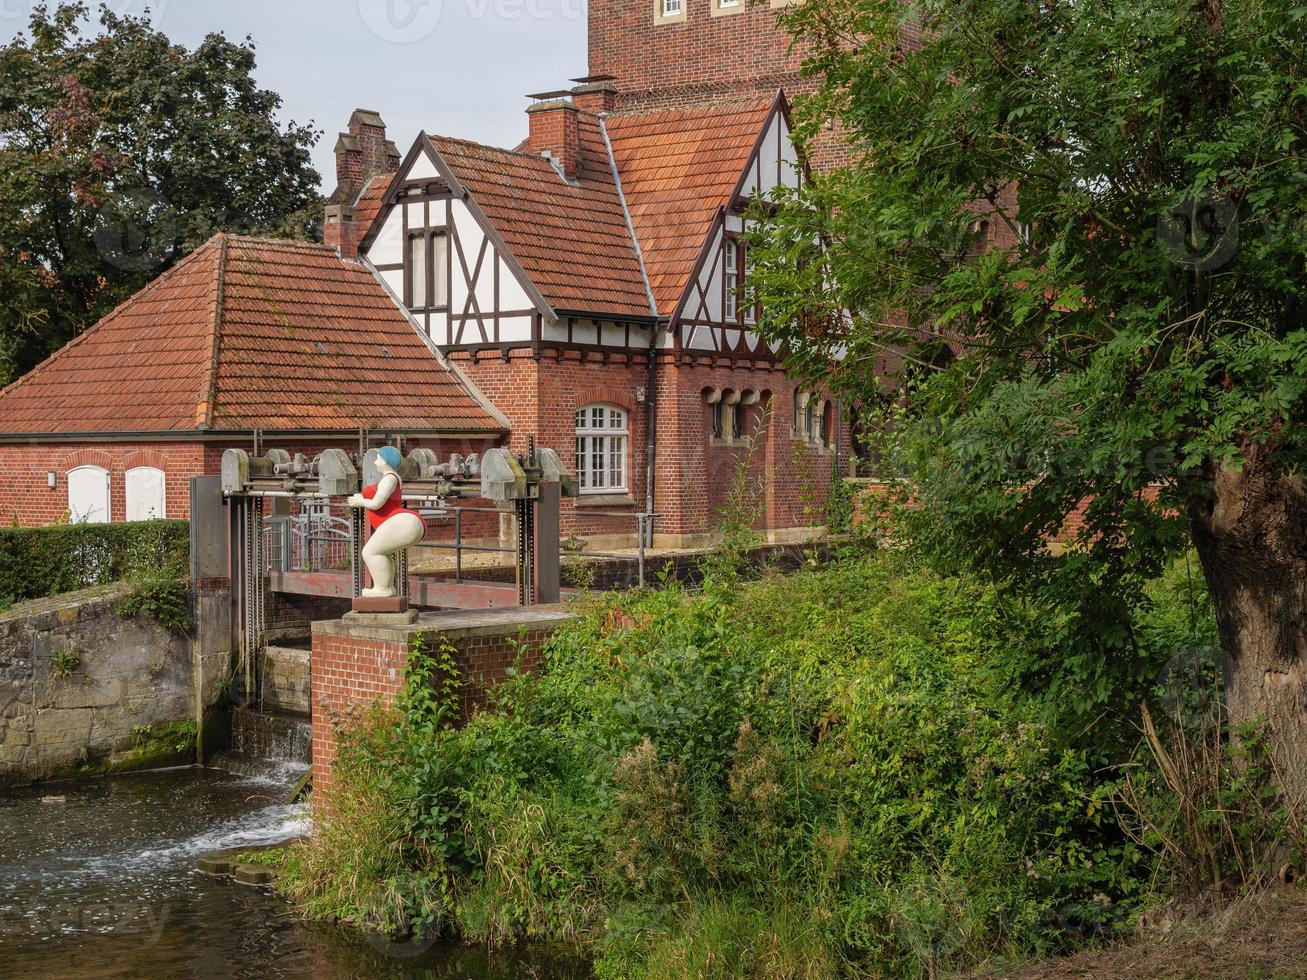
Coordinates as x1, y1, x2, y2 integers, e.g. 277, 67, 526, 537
0, 434, 500, 529
0, 441, 208, 527
450, 348, 847, 543
310, 630, 407, 801
309, 610, 572, 803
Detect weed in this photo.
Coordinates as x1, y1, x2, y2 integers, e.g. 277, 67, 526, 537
51, 649, 81, 678
118, 576, 192, 635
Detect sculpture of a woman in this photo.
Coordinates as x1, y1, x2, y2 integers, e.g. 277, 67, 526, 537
347, 446, 426, 598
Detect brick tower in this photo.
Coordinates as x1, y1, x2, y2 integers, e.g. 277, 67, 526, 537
587, 0, 849, 169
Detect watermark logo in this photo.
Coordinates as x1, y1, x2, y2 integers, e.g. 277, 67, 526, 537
357, 0, 444, 43
93, 190, 175, 273
363, 921, 441, 959
1157, 190, 1238, 272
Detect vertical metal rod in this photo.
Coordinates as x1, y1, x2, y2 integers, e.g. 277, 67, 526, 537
350, 509, 365, 598
455, 507, 463, 582
398, 540, 410, 601
637, 514, 646, 590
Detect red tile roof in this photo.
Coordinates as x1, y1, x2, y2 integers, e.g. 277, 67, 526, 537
430, 97, 776, 321
606, 98, 776, 315
0, 235, 505, 436
432, 118, 653, 320
351, 173, 394, 240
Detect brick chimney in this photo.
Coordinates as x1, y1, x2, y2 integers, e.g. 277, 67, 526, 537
327, 108, 401, 258
571, 79, 618, 115
526, 98, 581, 180
324, 203, 357, 259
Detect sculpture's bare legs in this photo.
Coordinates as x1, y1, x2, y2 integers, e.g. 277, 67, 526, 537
360, 512, 425, 597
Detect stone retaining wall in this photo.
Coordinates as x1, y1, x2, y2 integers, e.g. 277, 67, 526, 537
0, 585, 196, 786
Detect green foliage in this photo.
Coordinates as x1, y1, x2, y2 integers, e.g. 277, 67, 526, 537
51, 649, 80, 678
131, 719, 198, 755
280, 631, 466, 939
0, 2, 321, 381
702, 405, 770, 584
749, 0, 1307, 710
283, 554, 1214, 976
0, 520, 188, 602
824, 468, 856, 535
118, 575, 193, 635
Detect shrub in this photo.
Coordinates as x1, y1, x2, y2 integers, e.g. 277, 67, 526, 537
285, 552, 1212, 977
118, 576, 193, 635
0, 520, 189, 602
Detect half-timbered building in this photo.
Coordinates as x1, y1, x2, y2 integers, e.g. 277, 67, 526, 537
324, 84, 846, 547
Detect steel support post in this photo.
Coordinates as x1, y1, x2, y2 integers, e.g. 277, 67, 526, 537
535, 480, 561, 605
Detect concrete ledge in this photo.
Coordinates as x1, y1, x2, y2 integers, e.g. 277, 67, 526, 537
312, 604, 576, 644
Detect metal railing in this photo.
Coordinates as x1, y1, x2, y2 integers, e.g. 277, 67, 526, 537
263, 505, 353, 574
412, 504, 660, 589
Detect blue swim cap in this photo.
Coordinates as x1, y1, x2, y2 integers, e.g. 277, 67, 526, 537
378, 446, 403, 470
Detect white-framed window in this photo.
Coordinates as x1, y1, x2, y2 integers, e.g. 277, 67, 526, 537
663, 0, 682, 15
576, 405, 628, 494
724, 240, 740, 321
407, 229, 449, 311
67, 465, 110, 524
125, 467, 166, 521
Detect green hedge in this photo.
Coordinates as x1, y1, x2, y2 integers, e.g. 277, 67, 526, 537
0, 521, 190, 603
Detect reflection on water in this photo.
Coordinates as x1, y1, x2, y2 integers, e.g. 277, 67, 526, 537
0, 768, 588, 979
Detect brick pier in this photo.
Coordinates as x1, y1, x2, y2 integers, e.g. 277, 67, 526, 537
309, 607, 574, 802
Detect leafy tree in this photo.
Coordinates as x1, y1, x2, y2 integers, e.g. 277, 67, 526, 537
0, 3, 322, 385
752, 0, 1307, 798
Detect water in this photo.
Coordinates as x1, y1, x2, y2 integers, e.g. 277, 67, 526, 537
0, 767, 589, 978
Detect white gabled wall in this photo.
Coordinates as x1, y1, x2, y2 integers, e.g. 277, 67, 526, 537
677, 105, 805, 358
363, 140, 544, 349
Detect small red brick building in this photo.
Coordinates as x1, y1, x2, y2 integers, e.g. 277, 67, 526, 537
0, 236, 505, 525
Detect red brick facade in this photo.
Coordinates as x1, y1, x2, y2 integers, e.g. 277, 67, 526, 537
0, 441, 208, 527
452, 348, 848, 545
0, 434, 500, 529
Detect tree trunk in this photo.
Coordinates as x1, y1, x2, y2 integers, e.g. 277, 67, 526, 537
1189, 450, 1307, 809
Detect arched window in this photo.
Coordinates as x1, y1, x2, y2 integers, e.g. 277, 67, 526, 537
575, 405, 628, 494
67, 466, 110, 524
805, 398, 817, 444
125, 467, 167, 521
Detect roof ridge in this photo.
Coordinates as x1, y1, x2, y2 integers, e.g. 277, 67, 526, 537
221, 234, 338, 252
430, 132, 558, 165
599, 114, 659, 319
0, 236, 223, 404
607, 95, 775, 122
200, 234, 229, 430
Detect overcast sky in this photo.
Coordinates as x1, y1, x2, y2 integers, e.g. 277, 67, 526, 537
2, 0, 588, 192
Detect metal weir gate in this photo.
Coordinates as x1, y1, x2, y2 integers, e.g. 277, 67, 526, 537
222, 445, 573, 666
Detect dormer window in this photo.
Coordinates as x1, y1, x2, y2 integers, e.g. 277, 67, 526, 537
407, 228, 449, 312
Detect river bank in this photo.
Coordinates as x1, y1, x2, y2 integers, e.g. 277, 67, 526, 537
274, 549, 1236, 978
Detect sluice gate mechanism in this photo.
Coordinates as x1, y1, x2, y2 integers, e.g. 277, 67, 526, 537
220, 444, 576, 668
